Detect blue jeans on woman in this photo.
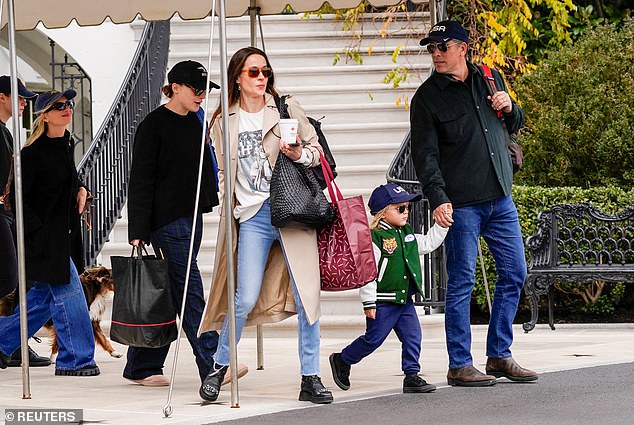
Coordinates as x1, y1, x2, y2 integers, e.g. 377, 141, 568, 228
123, 216, 218, 383
443, 196, 527, 369
213, 201, 321, 376
0, 259, 96, 371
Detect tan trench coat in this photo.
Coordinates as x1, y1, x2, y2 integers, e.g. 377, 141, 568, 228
198, 93, 323, 334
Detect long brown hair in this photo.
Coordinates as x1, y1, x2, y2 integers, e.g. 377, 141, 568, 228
211, 46, 278, 123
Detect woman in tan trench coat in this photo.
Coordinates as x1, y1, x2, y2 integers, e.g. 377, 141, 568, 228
198, 47, 333, 405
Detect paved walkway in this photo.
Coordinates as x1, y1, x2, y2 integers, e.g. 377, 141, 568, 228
2, 319, 634, 425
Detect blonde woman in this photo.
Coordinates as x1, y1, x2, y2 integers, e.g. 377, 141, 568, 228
0, 89, 99, 376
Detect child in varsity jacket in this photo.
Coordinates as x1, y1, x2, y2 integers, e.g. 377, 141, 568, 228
329, 183, 450, 393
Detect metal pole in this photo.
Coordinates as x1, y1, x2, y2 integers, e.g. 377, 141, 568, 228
249, 0, 257, 47
162, 1, 219, 417
218, 0, 239, 408
7, 0, 32, 399
478, 238, 492, 313
256, 325, 264, 370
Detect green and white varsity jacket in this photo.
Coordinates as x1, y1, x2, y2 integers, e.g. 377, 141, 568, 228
359, 220, 448, 310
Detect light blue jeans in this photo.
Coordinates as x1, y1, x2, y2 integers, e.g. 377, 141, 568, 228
444, 196, 527, 369
0, 259, 96, 371
214, 201, 321, 376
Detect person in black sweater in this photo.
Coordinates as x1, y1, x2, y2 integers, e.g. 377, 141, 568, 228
0, 76, 51, 367
124, 60, 221, 386
0, 89, 99, 376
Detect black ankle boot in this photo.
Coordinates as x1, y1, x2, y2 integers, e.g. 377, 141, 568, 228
299, 375, 333, 404
199, 365, 228, 402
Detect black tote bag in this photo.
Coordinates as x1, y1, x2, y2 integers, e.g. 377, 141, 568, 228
269, 152, 335, 228
110, 246, 177, 348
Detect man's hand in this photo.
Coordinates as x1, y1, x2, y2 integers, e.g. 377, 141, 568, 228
433, 202, 454, 228
487, 91, 513, 114
364, 308, 376, 320
130, 239, 144, 247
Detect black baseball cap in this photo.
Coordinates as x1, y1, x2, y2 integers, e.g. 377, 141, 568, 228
420, 20, 469, 46
0, 75, 37, 99
167, 60, 219, 91
368, 183, 422, 215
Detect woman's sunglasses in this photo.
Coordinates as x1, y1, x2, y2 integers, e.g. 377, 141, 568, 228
45, 99, 74, 113
394, 204, 412, 214
242, 66, 272, 78
426, 41, 459, 54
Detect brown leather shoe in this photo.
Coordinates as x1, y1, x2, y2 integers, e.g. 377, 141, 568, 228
447, 365, 497, 387
486, 357, 538, 382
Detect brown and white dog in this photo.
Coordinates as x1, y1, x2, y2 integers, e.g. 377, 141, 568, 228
0, 266, 122, 359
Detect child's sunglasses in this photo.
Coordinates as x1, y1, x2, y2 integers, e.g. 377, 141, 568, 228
394, 204, 412, 214
45, 99, 74, 113
242, 66, 272, 78
426, 41, 458, 54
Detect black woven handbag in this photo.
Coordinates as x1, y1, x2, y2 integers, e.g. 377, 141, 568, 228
269, 153, 335, 228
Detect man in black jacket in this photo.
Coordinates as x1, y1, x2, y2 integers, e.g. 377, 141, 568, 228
410, 21, 537, 386
0, 75, 51, 367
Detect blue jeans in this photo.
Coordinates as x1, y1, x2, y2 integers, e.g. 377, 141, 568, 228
341, 299, 422, 375
0, 259, 96, 370
444, 196, 527, 369
123, 216, 218, 383
214, 201, 321, 376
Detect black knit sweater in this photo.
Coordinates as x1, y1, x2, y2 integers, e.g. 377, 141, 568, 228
128, 105, 219, 242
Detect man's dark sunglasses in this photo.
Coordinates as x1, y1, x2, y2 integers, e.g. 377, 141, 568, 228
242, 66, 273, 78
184, 83, 209, 97
45, 99, 74, 113
395, 204, 412, 214
426, 41, 459, 54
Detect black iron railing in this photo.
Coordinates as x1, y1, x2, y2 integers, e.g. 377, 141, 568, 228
386, 131, 447, 311
77, 21, 170, 267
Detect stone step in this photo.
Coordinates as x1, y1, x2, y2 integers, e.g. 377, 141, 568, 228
163, 12, 430, 35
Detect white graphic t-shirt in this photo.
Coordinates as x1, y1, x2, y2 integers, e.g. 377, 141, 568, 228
234, 108, 272, 221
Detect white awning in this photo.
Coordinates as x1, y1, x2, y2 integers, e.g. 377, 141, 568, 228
2, 1, 424, 31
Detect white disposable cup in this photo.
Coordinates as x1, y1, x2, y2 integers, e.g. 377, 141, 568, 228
279, 118, 299, 144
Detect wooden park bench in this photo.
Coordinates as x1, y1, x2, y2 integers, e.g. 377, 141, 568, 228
522, 203, 634, 332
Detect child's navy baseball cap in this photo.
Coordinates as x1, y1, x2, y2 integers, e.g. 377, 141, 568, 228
368, 183, 422, 215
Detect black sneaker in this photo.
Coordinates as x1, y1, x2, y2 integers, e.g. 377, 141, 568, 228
403, 374, 436, 393
9, 346, 52, 367
299, 375, 333, 404
55, 364, 100, 377
329, 352, 351, 390
0, 350, 9, 369
199, 364, 228, 402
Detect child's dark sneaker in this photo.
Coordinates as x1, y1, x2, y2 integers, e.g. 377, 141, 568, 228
403, 374, 436, 393
329, 352, 351, 390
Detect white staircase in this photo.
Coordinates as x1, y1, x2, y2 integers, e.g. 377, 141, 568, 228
99, 12, 432, 321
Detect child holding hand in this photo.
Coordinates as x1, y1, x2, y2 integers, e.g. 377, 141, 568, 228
329, 183, 450, 393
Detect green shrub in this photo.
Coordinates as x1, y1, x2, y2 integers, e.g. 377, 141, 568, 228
514, 20, 634, 188
472, 185, 634, 318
